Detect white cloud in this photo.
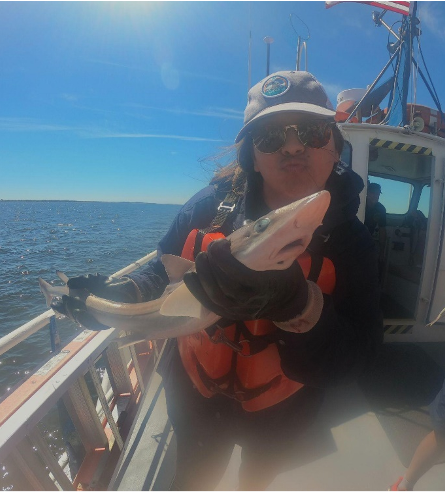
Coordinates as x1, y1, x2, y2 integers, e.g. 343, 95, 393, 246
127, 104, 244, 120
418, 2, 445, 39
0, 117, 224, 142
60, 93, 80, 103
0, 117, 74, 132
87, 132, 224, 141
86, 58, 238, 85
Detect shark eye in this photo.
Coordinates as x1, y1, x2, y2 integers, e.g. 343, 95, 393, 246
254, 218, 270, 233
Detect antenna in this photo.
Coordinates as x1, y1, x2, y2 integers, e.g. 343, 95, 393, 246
247, 3, 252, 89
290, 14, 310, 71
248, 30, 252, 90
263, 36, 274, 76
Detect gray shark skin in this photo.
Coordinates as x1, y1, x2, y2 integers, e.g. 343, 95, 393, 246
39, 191, 330, 342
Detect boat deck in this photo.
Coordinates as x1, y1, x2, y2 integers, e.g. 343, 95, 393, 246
109, 342, 445, 491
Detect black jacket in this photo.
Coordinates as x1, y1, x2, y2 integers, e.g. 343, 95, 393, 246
130, 163, 383, 388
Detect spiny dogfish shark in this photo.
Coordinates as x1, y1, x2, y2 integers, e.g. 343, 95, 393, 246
39, 191, 330, 345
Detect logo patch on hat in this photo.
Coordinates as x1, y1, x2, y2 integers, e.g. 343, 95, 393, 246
262, 75, 290, 98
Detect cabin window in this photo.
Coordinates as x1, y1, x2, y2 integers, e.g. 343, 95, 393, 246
367, 176, 413, 215
367, 138, 433, 323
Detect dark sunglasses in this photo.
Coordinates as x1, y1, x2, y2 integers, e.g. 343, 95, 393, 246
251, 121, 334, 154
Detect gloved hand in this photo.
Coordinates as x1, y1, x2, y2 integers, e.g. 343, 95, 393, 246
50, 274, 141, 331
51, 296, 110, 331
66, 274, 141, 303
183, 239, 308, 322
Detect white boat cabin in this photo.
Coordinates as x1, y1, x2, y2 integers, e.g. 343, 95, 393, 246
340, 121, 444, 342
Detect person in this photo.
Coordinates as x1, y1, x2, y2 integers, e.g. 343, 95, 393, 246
389, 382, 445, 491
53, 71, 383, 490
365, 182, 387, 278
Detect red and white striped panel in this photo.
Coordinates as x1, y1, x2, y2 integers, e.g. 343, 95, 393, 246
325, 1, 412, 16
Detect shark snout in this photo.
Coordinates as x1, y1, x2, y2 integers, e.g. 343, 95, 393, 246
268, 191, 331, 268
294, 190, 331, 230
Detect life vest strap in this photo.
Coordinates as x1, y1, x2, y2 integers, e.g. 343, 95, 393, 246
207, 322, 277, 357
237, 321, 277, 356
194, 356, 279, 403
307, 251, 324, 283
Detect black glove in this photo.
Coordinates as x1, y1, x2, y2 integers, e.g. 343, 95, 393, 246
66, 274, 141, 303
51, 274, 140, 331
51, 295, 110, 331
183, 238, 308, 322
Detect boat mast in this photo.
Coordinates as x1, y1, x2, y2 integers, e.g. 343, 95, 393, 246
346, 1, 443, 126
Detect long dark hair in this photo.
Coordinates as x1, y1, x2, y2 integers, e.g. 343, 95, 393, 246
210, 123, 345, 191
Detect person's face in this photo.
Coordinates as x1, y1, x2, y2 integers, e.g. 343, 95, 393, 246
366, 190, 380, 207
251, 114, 339, 209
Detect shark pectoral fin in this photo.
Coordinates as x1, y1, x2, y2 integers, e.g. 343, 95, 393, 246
161, 254, 195, 284
39, 278, 68, 307
39, 278, 54, 307
160, 283, 206, 318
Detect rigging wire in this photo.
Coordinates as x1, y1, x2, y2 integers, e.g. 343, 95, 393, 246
381, 19, 404, 125
289, 14, 310, 71
388, 20, 405, 123
289, 13, 310, 41
411, 25, 421, 121
418, 43, 443, 113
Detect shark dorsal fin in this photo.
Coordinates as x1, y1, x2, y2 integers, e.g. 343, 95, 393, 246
161, 254, 194, 284
160, 282, 208, 319
56, 271, 69, 283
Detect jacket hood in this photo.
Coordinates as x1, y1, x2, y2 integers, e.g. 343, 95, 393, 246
315, 161, 364, 237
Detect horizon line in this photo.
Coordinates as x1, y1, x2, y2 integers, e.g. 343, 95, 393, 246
0, 199, 183, 205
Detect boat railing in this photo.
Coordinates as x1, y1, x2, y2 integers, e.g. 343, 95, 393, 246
0, 251, 158, 358
0, 250, 161, 490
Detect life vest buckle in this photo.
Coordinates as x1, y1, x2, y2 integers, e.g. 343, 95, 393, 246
211, 326, 244, 353
217, 201, 236, 213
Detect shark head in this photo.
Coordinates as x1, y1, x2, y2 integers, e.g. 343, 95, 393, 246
160, 190, 331, 319
228, 190, 331, 271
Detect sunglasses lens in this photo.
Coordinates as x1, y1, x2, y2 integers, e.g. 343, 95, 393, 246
252, 121, 332, 153
299, 122, 332, 148
252, 127, 285, 154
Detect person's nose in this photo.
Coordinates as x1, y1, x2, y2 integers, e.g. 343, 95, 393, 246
280, 128, 305, 155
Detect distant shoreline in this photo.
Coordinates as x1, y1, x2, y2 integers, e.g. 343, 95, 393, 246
0, 199, 182, 205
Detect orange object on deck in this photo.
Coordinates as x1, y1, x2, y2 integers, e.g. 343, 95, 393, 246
406, 104, 444, 137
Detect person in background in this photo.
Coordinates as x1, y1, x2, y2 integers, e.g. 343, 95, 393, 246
365, 182, 387, 279
53, 71, 383, 490
389, 382, 444, 491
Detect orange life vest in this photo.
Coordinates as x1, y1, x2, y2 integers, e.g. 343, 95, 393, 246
178, 229, 336, 412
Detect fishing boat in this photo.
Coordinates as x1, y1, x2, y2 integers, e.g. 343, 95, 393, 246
0, 2, 444, 490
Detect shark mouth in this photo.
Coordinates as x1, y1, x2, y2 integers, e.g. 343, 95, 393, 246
278, 238, 304, 255
273, 236, 308, 264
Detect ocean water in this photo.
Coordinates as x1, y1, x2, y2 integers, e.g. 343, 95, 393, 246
0, 201, 181, 488
0, 200, 181, 397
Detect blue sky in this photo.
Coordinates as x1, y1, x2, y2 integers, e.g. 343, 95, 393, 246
1, 1, 444, 204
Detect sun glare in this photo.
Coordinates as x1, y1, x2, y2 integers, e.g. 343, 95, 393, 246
108, 1, 166, 13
